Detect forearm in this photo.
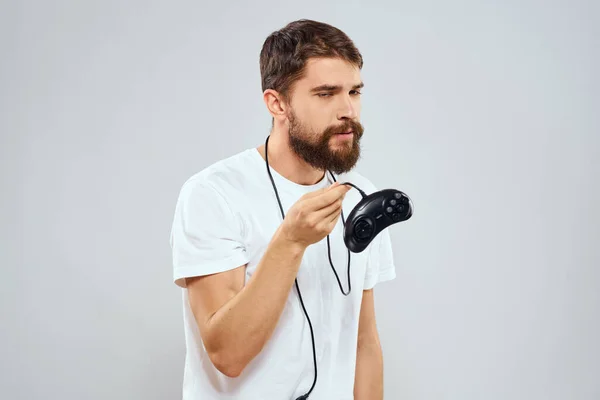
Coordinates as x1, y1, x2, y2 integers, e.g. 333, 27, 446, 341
205, 227, 306, 376
354, 339, 384, 399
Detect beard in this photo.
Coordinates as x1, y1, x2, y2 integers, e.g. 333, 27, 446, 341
287, 110, 364, 175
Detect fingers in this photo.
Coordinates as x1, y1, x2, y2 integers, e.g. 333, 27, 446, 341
325, 202, 343, 225
314, 196, 344, 222
306, 183, 351, 211
308, 198, 342, 236
319, 202, 343, 235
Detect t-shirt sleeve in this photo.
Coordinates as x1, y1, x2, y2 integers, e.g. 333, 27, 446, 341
363, 227, 396, 290
169, 178, 249, 288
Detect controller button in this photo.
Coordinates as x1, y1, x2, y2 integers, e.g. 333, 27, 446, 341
386, 206, 393, 213
392, 213, 402, 222
389, 199, 397, 206
401, 196, 409, 204
394, 192, 402, 199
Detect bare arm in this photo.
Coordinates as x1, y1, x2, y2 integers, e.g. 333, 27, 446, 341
354, 289, 384, 399
186, 228, 305, 377
186, 183, 351, 377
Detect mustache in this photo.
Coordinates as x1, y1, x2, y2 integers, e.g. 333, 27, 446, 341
325, 120, 364, 137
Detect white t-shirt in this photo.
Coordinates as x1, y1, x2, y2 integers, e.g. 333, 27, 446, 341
169, 147, 396, 400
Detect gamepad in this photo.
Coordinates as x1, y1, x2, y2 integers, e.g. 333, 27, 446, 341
343, 189, 413, 253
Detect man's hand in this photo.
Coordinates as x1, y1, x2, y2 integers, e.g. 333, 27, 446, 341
280, 181, 351, 247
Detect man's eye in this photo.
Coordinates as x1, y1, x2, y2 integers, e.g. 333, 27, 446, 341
318, 93, 332, 97
351, 90, 362, 96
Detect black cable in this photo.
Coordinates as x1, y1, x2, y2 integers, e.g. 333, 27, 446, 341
341, 181, 367, 199
264, 135, 366, 399
327, 172, 351, 296
264, 136, 318, 399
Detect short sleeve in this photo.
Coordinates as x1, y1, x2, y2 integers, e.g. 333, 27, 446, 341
169, 179, 248, 288
363, 226, 396, 290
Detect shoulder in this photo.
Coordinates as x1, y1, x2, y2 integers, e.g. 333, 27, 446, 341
177, 148, 256, 201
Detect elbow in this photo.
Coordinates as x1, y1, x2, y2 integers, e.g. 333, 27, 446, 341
201, 323, 260, 378
208, 349, 246, 378
201, 324, 247, 378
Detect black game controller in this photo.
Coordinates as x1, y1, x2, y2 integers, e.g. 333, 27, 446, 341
343, 189, 413, 253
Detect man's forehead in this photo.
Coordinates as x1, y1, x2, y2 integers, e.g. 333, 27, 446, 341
300, 57, 361, 87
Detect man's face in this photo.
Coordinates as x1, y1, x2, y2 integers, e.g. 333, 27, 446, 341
285, 57, 364, 175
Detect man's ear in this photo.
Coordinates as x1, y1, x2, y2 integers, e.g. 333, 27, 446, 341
263, 89, 289, 123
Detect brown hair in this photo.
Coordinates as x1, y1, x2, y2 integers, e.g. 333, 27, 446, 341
259, 19, 363, 103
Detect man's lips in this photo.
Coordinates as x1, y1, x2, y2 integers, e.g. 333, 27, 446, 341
334, 131, 354, 140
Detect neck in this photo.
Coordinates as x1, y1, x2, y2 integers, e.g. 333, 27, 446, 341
256, 129, 325, 186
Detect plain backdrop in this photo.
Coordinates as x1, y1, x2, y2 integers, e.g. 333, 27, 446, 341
1, 0, 599, 399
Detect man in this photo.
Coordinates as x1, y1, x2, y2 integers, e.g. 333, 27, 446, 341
170, 19, 396, 399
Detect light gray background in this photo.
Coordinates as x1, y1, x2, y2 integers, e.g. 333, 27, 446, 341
1, 0, 598, 399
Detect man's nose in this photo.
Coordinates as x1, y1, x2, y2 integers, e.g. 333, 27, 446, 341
336, 96, 358, 120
